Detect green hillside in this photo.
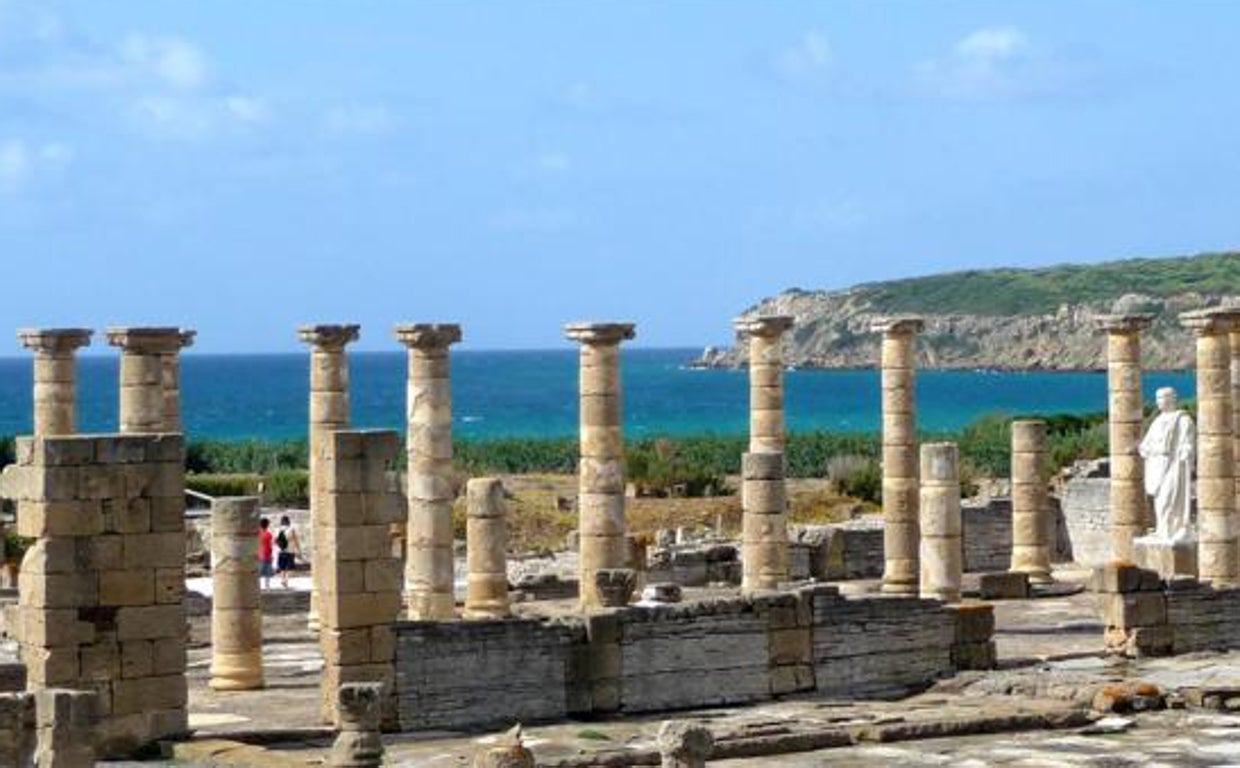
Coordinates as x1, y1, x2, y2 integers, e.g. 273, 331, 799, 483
858, 252, 1240, 316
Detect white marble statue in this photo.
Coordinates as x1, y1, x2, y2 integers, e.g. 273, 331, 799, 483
1138, 387, 1196, 542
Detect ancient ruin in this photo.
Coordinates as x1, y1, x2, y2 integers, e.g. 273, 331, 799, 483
209, 497, 264, 692
106, 327, 194, 434
464, 478, 510, 620
17, 329, 91, 437
1099, 314, 1153, 562
734, 314, 794, 454
873, 316, 923, 595
1009, 419, 1052, 583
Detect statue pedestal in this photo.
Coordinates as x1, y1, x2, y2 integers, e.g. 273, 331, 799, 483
1133, 535, 1197, 578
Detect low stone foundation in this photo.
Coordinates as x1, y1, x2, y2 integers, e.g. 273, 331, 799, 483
393, 586, 994, 731
1095, 562, 1240, 657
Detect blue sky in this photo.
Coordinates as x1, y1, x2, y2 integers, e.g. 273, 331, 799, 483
1, 1, 1238, 354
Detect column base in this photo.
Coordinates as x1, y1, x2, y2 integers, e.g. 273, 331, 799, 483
1011, 566, 1054, 585
880, 580, 917, 595
406, 592, 455, 621
210, 652, 265, 691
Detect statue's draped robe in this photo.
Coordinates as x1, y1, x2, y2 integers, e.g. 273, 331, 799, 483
1139, 409, 1195, 542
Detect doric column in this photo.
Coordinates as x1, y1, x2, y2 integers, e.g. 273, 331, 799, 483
1010, 420, 1052, 583
17, 328, 92, 436
919, 442, 961, 602
565, 322, 635, 609
299, 324, 360, 630
161, 330, 196, 432
1182, 309, 1239, 585
734, 315, 795, 454
741, 452, 788, 592
106, 327, 186, 433
394, 323, 462, 621
1099, 315, 1153, 561
464, 478, 510, 620
209, 496, 264, 691
873, 316, 924, 595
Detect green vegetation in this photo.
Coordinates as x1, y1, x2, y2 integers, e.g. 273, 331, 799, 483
862, 251, 1240, 316
264, 468, 309, 507
185, 438, 307, 474
186, 473, 263, 499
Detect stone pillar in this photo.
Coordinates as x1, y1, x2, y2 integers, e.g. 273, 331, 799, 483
1230, 321, 1240, 519
1182, 309, 1239, 585
394, 323, 462, 621
656, 721, 714, 768
873, 316, 924, 595
734, 315, 794, 454
741, 452, 788, 592
919, 442, 961, 602
329, 683, 384, 768
564, 322, 635, 609
34, 688, 96, 768
464, 478, 509, 620
1100, 315, 1154, 562
299, 324, 360, 631
161, 330, 196, 433
1009, 420, 1052, 583
106, 327, 187, 434
209, 497, 264, 691
17, 329, 92, 436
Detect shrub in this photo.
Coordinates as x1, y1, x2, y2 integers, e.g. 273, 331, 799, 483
264, 469, 309, 507
186, 473, 263, 499
627, 439, 730, 498
186, 439, 308, 474
826, 454, 881, 503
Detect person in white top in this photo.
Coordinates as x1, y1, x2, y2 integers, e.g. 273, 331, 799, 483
275, 515, 303, 589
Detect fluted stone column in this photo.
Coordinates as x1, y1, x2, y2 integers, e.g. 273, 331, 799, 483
565, 322, 635, 609
734, 315, 794, 454
741, 452, 788, 592
394, 324, 462, 621
106, 327, 186, 434
1010, 420, 1052, 583
210, 496, 264, 691
299, 324, 360, 630
161, 330, 196, 432
1100, 315, 1153, 561
1182, 309, 1239, 585
874, 316, 924, 595
17, 329, 92, 436
464, 478, 509, 620
919, 442, 961, 602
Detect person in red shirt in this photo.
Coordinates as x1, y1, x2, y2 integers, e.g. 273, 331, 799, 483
258, 517, 274, 590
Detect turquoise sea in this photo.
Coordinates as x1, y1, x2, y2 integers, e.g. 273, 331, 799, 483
0, 349, 1196, 441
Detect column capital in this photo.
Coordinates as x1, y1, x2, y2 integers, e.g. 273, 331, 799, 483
1180, 308, 1240, 335
870, 316, 924, 336
298, 324, 360, 350
177, 329, 197, 350
393, 323, 462, 350
17, 328, 92, 354
1097, 314, 1154, 334
733, 314, 794, 338
106, 326, 186, 354
563, 322, 636, 345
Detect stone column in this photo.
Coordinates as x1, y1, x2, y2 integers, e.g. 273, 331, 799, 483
329, 683, 384, 768
17, 329, 92, 436
106, 327, 187, 434
299, 324, 360, 631
210, 497, 264, 691
1182, 309, 1239, 585
34, 688, 96, 768
741, 452, 788, 593
919, 442, 961, 602
1010, 420, 1052, 583
161, 330, 196, 432
1099, 315, 1153, 562
565, 322, 635, 609
464, 478, 510, 620
1230, 320, 1240, 519
394, 323, 462, 621
734, 315, 795, 454
873, 316, 924, 595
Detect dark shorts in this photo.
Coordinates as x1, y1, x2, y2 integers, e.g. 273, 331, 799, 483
260, 560, 274, 578
277, 552, 296, 572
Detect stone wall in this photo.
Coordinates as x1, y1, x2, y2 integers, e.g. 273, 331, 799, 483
1096, 562, 1240, 657
0, 692, 34, 766
1061, 478, 1113, 567
6, 434, 187, 757
391, 586, 988, 731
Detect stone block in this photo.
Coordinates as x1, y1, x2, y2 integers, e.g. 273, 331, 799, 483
1091, 562, 1150, 594
979, 571, 1030, 600
116, 605, 185, 641
1100, 592, 1166, 628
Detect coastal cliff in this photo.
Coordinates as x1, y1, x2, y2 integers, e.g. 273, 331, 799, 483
697, 252, 1240, 371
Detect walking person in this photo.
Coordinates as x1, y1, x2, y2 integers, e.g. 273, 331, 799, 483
276, 514, 302, 589
258, 517, 274, 591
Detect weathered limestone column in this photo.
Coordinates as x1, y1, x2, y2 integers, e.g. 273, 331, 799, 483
299, 324, 361, 631
464, 478, 510, 620
741, 452, 788, 592
329, 683, 384, 768
34, 688, 96, 768
873, 316, 924, 595
161, 330, 196, 432
919, 442, 962, 602
565, 322, 635, 609
17, 329, 92, 436
210, 497, 264, 691
394, 323, 462, 621
107, 326, 187, 433
1100, 315, 1153, 561
1010, 420, 1052, 583
734, 315, 795, 454
657, 721, 714, 768
1182, 309, 1239, 585
1230, 320, 1240, 518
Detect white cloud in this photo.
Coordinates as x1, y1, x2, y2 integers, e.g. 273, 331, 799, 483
323, 105, 396, 136
536, 152, 570, 173
775, 30, 832, 83
120, 33, 209, 90
0, 138, 73, 195
955, 26, 1027, 62
915, 26, 1075, 100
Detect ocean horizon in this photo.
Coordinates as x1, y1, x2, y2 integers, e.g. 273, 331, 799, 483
0, 349, 1196, 441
